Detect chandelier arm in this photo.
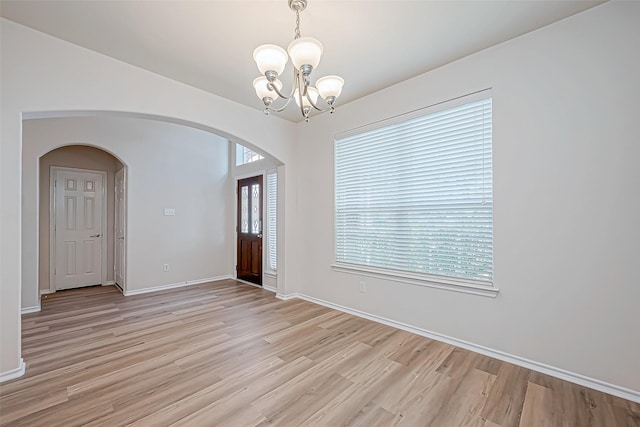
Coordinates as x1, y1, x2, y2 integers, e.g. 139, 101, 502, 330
265, 97, 294, 113
304, 91, 331, 113
297, 72, 308, 118
267, 67, 300, 100
267, 82, 290, 100
288, 67, 301, 98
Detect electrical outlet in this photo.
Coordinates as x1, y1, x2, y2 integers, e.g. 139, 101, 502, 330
359, 281, 366, 293
163, 264, 169, 272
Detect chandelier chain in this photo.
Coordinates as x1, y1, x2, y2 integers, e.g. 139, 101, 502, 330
295, 9, 301, 39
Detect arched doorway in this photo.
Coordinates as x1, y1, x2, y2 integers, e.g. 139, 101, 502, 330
39, 145, 126, 295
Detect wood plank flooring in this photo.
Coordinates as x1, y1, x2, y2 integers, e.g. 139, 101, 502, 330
1, 280, 638, 426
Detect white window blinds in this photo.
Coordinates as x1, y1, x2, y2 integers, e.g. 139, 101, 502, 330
335, 94, 493, 284
267, 171, 278, 271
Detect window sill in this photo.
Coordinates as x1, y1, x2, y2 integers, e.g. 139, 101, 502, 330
330, 263, 499, 298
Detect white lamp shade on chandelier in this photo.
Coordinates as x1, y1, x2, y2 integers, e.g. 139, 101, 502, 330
251, 0, 344, 121
287, 37, 323, 70
316, 75, 344, 99
253, 44, 288, 76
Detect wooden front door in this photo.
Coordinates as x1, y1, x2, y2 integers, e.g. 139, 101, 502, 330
237, 176, 263, 285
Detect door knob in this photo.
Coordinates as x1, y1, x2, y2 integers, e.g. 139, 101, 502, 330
90, 234, 101, 238
257, 234, 263, 238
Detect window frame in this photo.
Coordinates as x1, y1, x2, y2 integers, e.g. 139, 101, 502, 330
236, 144, 264, 166
331, 90, 498, 298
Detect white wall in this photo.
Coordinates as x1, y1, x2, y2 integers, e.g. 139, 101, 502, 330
294, 1, 640, 395
0, 18, 298, 378
22, 116, 232, 305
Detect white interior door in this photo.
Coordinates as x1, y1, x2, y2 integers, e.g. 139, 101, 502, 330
114, 169, 126, 288
54, 168, 104, 290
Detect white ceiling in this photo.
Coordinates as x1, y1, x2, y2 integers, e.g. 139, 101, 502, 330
1, 0, 604, 122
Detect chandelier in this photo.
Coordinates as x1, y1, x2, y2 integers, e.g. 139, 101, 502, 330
252, 0, 344, 122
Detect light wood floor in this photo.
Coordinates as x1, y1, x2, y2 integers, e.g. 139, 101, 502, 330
1, 281, 638, 426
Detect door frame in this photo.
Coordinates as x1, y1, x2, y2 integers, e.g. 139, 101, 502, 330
49, 166, 108, 292
234, 171, 266, 286
114, 168, 127, 292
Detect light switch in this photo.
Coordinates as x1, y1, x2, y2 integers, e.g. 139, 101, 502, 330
164, 208, 175, 216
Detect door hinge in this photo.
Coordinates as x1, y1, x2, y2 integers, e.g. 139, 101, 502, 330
235, 265, 238, 271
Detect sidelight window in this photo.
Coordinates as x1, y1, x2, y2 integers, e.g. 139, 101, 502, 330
267, 171, 277, 272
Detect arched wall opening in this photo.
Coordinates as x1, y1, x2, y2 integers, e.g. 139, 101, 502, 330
23, 110, 285, 166
21, 112, 288, 313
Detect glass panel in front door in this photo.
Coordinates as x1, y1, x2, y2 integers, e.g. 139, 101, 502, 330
251, 183, 261, 234
241, 185, 249, 233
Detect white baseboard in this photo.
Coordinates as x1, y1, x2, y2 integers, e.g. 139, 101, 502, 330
289, 292, 640, 404
102, 281, 115, 286
263, 284, 277, 293
123, 275, 232, 296
21, 305, 41, 314
0, 358, 25, 383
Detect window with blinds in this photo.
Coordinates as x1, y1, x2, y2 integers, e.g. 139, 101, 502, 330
335, 92, 493, 285
267, 171, 278, 271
